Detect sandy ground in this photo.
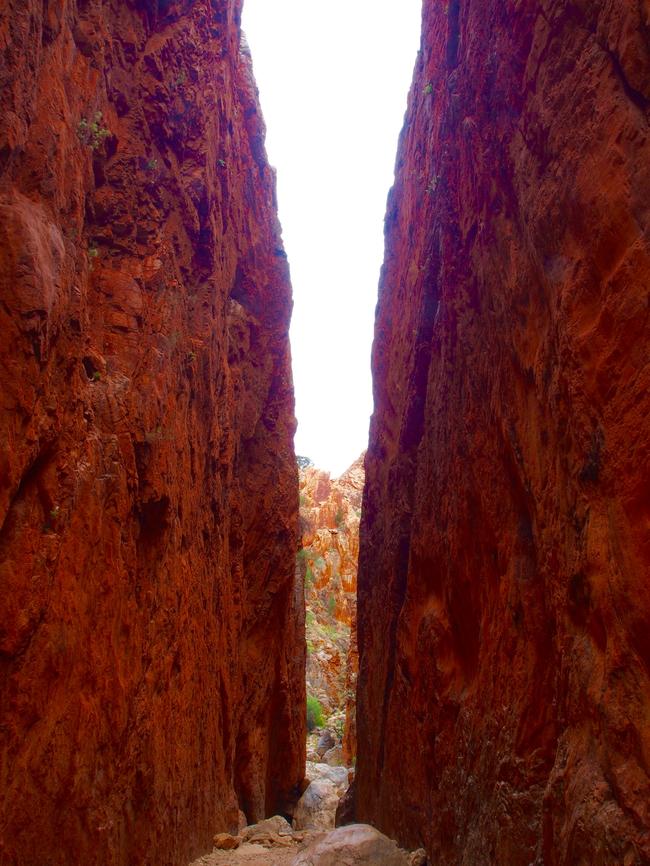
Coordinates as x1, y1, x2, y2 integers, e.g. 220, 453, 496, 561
189, 832, 328, 866
190, 841, 298, 865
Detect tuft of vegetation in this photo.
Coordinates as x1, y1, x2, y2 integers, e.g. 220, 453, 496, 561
145, 158, 158, 172
423, 82, 433, 95
92, 371, 101, 382
170, 71, 186, 91
305, 565, 315, 589
77, 112, 110, 151
306, 695, 324, 731
305, 610, 315, 626
334, 507, 344, 527
296, 455, 314, 470
327, 595, 336, 617
426, 175, 439, 195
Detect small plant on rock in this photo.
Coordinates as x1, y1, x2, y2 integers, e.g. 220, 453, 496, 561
77, 112, 110, 151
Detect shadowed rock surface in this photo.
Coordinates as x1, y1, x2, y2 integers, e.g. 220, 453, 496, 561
0, 1, 304, 864
357, 0, 650, 864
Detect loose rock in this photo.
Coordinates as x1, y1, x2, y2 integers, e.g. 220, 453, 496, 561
305, 761, 348, 790
293, 779, 339, 831
292, 824, 410, 865
316, 730, 336, 757
213, 833, 241, 850
241, 816, 293, 842
322, 744, 344, 766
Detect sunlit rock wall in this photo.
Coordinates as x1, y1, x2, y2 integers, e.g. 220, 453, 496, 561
357, 0, 650, 863
0, 1, 304, 864
299, 456, 363, 760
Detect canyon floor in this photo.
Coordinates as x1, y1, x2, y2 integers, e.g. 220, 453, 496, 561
192, 844, 296, 865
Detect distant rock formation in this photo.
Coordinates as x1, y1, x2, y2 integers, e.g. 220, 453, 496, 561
356, 0, 650, 864
299, 456, 363, 762
0, 1, 304, 864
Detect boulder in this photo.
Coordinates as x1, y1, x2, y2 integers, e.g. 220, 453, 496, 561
306, 761, 348, 790
316, 729, 336, 757
292, 779, 339, 831
291, 824, 409, 865
212, 833, 241, 850
322, 744, 344, 766
241, 815, 293, 841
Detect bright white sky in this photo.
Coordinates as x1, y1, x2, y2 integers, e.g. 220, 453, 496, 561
242, 0, 423, 477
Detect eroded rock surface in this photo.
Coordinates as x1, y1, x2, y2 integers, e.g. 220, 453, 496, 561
292, 825, 411, 866
299, 456, 363, 760
357, 1, 650, 864
0, 1, 304, 865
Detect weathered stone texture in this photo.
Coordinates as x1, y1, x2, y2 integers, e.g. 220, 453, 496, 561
357, 1, 650, 864
0, 1, 304, 864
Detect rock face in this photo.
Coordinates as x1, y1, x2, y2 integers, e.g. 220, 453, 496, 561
0, 2, 304, 865
357, 1, 650, 865
299, 457, 363, 760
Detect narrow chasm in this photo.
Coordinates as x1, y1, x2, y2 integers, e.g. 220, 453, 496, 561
1, 0, 649, 866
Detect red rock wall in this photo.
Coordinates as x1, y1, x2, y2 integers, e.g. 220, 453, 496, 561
0, 1, 304, 864
357, 1, 650, 864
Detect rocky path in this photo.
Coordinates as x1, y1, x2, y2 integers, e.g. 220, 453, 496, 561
190, 824, 426, 866
188, 749, 426, 865
192, 841, 296, 865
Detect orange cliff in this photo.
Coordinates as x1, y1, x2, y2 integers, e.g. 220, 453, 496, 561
298, 456, 363, 761
356, 0, 650, 864
0, 2, 304, 865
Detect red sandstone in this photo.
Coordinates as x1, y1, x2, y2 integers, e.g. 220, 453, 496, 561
0, 2, 304, 864
357, 1, 650, 864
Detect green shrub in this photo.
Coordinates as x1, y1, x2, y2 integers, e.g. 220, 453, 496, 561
306, 695, 324, 731
77, 112, 110, 151
305, 565, 314, 588
327, 595, 336, 617
305, 610, 315, 626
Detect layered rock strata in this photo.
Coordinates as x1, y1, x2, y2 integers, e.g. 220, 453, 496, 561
299, 457, 362, 761
0, 1, 304, 865
357, 1, 650, 864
